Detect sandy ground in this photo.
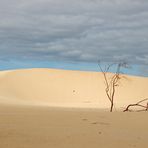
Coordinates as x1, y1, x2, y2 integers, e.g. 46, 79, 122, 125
0, 68, 148, 147
0, 104, 148, 148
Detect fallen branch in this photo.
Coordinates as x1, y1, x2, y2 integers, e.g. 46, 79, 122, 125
123, 98, 148, 112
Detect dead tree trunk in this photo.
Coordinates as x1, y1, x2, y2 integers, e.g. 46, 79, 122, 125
110, 102, 114, 112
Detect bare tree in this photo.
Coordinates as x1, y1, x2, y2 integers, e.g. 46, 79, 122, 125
123, 98, 148, 112
98, 62, 127, 112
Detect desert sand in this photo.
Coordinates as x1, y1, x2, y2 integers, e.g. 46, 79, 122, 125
0, 68, 148, 148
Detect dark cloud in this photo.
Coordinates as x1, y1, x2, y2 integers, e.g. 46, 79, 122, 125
0, 0, 148, 65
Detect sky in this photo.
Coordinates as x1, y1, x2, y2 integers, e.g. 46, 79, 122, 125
0, 0, 148, 76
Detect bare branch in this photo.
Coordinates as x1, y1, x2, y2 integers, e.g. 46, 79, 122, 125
137, 98, 148, 104
123, 98, 148, 112
98, 61, 127, 112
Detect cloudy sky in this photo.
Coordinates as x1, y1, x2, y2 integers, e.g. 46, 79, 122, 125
0, 0, 148, 76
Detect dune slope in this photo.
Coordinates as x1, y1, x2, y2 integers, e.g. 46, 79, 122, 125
0, 68, 148, 109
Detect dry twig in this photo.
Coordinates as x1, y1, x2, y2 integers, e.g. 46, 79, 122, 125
123, 98, 148, 112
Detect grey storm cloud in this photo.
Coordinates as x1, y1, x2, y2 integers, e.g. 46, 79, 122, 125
0, 0, 148, 64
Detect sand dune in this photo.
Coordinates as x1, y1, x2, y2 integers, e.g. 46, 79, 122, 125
0, 68, 148, 109
0, 68, 148, 148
